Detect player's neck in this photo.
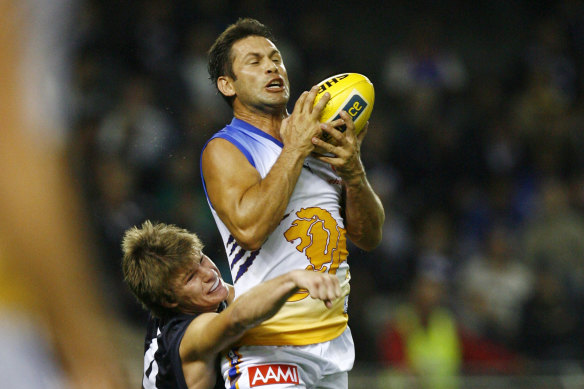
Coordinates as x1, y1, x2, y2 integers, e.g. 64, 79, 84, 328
233, 102, 286, 140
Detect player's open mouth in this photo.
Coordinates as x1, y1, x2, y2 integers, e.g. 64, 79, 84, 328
266, 78, 284, 91
209, 277, 221, 293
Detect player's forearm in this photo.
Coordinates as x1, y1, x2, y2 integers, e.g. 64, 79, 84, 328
344, 172, 385, 251
187, 270, 339, 359
225, 271, 301, 334
228, 146, 306, 250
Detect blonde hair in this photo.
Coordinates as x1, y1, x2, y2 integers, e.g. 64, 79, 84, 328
121, 220, 204, 317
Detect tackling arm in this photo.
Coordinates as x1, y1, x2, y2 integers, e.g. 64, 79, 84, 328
179, 270, 341, 362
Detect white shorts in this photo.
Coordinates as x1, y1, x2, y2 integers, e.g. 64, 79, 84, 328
221, 327, 354, 389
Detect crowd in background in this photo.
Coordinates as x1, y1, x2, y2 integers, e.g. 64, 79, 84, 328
64, 0, 584, 383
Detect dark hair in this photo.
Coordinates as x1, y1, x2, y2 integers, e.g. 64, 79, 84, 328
208, 18, 275, 106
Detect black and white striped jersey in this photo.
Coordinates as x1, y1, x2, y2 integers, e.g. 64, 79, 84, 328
142, 302, 227, 389
142, 313, 195, 389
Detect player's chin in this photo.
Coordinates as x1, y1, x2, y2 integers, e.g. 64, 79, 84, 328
263, 92, 289, 106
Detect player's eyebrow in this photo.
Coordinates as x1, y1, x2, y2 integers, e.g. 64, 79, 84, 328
241, 52, 261, 60
242, 49, 281, 60
181, 252, 203, 283
193, 250, 203, 264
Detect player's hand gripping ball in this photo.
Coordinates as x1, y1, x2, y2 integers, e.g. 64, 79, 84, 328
313, 73, 375, 137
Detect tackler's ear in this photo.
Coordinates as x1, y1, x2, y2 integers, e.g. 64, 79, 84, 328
217, 76, 236, 98
161, 300, 178, 309
161, 291, 178, 309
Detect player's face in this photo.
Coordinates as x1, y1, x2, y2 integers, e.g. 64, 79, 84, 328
229, 36, 290, 111
172, 252, 229, 314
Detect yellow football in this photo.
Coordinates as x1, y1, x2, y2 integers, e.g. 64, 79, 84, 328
313, 73, 375, 136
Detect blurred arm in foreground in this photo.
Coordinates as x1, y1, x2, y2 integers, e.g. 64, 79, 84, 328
0, 0, 128, 387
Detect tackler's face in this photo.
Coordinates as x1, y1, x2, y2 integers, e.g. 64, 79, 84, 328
171, 252, 229, 314
228, 35, 290, 111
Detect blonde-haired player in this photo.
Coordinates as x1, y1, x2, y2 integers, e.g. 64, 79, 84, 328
123, 220, 342, 389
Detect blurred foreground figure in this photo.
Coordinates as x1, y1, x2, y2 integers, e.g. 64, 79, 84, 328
0, 0, 127, 387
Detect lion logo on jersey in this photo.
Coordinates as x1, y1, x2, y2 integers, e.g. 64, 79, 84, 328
284, 207, 348, 301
